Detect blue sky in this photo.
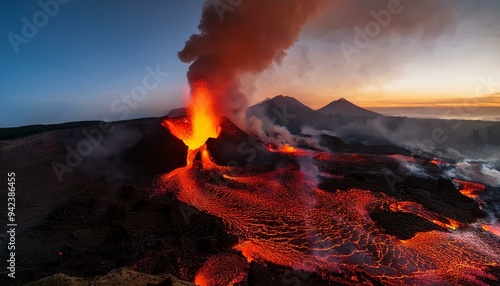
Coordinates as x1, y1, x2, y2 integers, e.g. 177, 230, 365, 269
0, 0, 203, 127
1, 0, 499, 127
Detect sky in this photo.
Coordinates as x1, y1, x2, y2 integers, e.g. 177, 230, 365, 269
0, 0, 499, 127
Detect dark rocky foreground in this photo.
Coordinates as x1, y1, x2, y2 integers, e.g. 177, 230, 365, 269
0, 118, 329, 285
0, 117, 497, 285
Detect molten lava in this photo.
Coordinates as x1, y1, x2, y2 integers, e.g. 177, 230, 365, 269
155, 150, 500, 285
431, 159, 449, 166
280, 144, 296, 154
162, 81, 220, 166
482, 224, 500, 237
160, 100, 499, 284
454, 179, 486, 199
389, 201, 465, 230
194, 254, 248, 286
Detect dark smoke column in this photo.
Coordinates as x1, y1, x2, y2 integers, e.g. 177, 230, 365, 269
178, 0, 324, 118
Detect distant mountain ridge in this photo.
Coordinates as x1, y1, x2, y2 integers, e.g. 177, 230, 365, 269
246, 95, 383, 134
317, 98, 380, 117
246, 95, 500, 161
251, 96, 380, 118
257, 95, 315, 114
246, 95, 322, 134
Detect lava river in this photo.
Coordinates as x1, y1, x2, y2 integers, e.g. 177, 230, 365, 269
153, 150, 500, 285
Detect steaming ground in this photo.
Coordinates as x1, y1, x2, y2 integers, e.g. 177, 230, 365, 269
247, 96, 500, 165
153, 117, 500, 285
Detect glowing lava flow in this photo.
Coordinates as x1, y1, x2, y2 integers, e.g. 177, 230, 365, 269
159, 96, 499, 284
389, 201, 465, 230
431, 159, 449, 166
454, 179, 486, 199
155, 150, 500, 285
194, 254, 248, 286
279, 144, 296, 154
482, 224, 500, 237
162, 81, 220, 166
266, 143, 312, 156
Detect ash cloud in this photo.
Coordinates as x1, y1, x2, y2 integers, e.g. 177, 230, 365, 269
307, 0, 456, 39
241, 1, 496, 104
179, 0, 500, 163
179, 0, 326, 120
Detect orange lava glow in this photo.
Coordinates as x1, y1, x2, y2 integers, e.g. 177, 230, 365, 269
389, 201, 465, 230
266, 144, 314, 157
454, 179, 486, 199
280, 144, 296, 153
430, 159, 449, 166
159, 101, 498, 284
482, 224, 500, 237
389, 154, 417, 163
162, 81, 220, 166
155, 153, 500, 285
194, 254, 248, 286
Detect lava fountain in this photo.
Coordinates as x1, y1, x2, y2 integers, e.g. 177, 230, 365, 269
162, 80, 220, 167
158, 100, 499, 284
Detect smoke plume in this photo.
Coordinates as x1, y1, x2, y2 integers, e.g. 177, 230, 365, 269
178, 0, 325, 120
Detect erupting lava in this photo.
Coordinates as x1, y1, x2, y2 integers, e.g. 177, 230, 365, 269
159, 89, 499, 284
155, 143, 500, 284
162, 81, 220, 166
279, 144, 296, 154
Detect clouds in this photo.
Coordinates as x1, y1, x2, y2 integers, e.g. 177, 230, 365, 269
182, 0, 482, 117
241, 0, 500, 109
306, 0, 456, 40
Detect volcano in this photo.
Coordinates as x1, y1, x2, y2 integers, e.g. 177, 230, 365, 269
318, 98, 380, 118
2, 99, 500, 286
128, 100, 500, 285
4, 0, 500, 285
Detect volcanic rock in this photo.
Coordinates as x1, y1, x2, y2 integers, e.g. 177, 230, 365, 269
125, 117, 187, 175
25, 268, 194, 286
206, 117, 278, 166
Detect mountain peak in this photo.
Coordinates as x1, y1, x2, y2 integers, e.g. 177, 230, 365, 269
264, 95, 313, 110
270, 94, 295, 101
318, 98, 380, 117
